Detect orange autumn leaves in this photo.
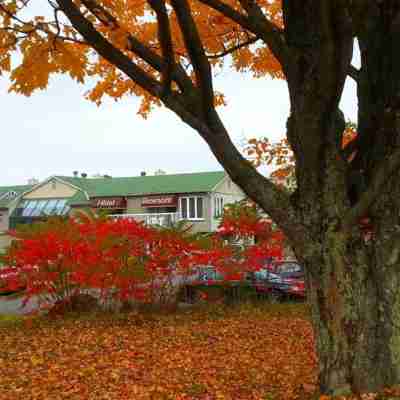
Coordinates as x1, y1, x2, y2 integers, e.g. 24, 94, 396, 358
0, 304, 317, 400
245, 122, 358, 188
0, 0, 284, 115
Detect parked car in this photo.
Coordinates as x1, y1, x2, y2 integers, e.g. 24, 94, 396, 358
190, 265, 251, 286
270, 260, 303, 276
0, 267, 26, 295
250, 260, 306, 301
180, 265, 252, 303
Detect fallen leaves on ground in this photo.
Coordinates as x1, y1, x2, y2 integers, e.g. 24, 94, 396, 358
0, 303, 316, 400
3, 302, 397, 400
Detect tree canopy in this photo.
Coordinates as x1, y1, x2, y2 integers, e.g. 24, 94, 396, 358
0, 0, 283, 114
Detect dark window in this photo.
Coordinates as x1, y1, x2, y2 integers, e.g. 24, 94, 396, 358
197, 197, 203, 218
180, 196, 204, 220
181, 198, 187, 219
189, 198, 196, 219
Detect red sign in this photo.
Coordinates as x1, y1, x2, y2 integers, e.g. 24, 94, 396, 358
92, 197, 127, 209
142, 195, 177, 208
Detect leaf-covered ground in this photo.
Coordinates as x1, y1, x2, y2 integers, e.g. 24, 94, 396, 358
0, 303, 317, 400
3, 302, 400, 400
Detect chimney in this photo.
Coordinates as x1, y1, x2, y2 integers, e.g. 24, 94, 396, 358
81, 173, 87, 178
73, 171, 78, 177
27, 178, 39, 185
140, 171, 146, 176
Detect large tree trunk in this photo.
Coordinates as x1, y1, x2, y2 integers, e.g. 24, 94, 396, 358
299, 230, 398, 394
278, 2, 400, 394
289, 113, 400, 395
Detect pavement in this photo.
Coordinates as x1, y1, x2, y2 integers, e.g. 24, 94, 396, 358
0, 294, 41, 315
0, 273, 200, 316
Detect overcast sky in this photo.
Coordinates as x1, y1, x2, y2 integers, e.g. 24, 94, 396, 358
1, 64, 357, 186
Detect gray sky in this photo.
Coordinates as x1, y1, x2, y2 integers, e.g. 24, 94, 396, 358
1, 67, 357, 186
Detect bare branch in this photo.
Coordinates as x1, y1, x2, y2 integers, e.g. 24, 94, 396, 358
342, 134, 359, 161
207, 36, 259, 59
148, 0, 175, 94
80, 0, 194, 94
197, 0, 255, 32
198, 0, 289, 71
348, 64, 359, 82
56, 0, 162, 97
170, 0, 214, 117
343, 146, 400, 229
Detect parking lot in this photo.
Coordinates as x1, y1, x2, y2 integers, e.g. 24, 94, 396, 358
0, 294, 40, 315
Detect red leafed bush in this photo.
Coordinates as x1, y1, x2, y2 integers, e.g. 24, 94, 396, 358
217, 201, 285, 272
2, 208, 284, 312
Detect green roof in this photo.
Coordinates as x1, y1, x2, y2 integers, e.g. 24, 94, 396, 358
0, 185, 33, 209
66, 190, 90, 207
57, 171, 226, 199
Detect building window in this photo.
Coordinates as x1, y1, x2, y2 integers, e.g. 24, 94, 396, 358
180, 196, 204, 220
30, 200, 47, 217
22, 200, 36, 217
181, 198, 188, 219
17, 198, 69, 218
214, 196, 224, 217
2, 191, 18, 200
197, 198, 203, 219
42, 199, 59, 215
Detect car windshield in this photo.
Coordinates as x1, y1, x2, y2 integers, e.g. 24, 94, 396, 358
275, 262, 302, 274
198, 267, 223, 281
254, 269, 268, 280
267, 272, 282, 281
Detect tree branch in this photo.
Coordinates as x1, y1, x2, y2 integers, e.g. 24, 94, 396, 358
197, 0, 256, 33
207, 36, 259, 59
170, 0, 214, 118
148, 0, 174, 94
348, 64, 359, 82
56, 0, 162, 97
343, 146, 400, 229
342, 134, 359, 161
79, 0, 194, 94
198, 0, 289, 72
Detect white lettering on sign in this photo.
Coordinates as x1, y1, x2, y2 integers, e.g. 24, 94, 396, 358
92, 198, 126, 209
142, 196, 177, 207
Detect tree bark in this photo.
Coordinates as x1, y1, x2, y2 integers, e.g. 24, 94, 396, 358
282, 2, 400, 393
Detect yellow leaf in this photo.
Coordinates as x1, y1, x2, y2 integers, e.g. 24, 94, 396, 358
30, 355, 44, 366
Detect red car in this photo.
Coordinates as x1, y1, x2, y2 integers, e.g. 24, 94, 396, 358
251, 260, 306, 301
0, 267, 26, 294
